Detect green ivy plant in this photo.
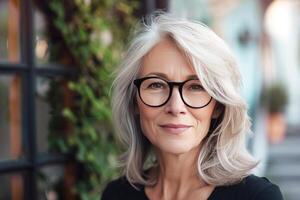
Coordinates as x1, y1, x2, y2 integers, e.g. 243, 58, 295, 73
35, 0, 139, 199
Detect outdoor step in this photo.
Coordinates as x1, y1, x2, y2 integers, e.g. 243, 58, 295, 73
275, 182, 300, 200
286, 125, 300, 137
269, 137, 300, 157
266, 178, 300, 200
266, 125, 300, 200
266, 163, 300, 178
268, 153, 300, 163
267, 178, 300, 188
281, 190, 300, 200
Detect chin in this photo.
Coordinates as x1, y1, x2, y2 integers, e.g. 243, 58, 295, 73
157, 140, 199, 155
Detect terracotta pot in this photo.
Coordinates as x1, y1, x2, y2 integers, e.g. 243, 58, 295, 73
267, 113, 286, 144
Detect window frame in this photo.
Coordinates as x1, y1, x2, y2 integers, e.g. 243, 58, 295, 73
0, 0, 76, 199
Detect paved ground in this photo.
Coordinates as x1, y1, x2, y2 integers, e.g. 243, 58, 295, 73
266, 125, 300, 200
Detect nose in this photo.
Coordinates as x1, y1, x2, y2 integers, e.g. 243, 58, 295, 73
164, 87, 187, 115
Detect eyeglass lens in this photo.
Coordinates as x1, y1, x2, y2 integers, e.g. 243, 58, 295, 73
139, 78, 211, 107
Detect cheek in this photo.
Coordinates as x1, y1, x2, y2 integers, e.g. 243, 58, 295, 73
137, 98, 160, 139
137, 98, 156, 121
190, 103, 216, 135
192, 110, 213, 124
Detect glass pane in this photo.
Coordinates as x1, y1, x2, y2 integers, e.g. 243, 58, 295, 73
0, 173, 24, 200
36, 76, 72, 153
34, 5, 65, 66
0, 74, 23, 161
37, 164, 65, 199
34, 7, 50, 65
0, 0, 20, 62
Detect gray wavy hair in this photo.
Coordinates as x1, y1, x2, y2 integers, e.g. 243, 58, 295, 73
111, 11, 258, 187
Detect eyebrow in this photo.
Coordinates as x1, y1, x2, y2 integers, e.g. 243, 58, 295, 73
144, 72, 199, 80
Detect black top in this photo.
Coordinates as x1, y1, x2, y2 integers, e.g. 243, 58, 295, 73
101, 174, 283, 200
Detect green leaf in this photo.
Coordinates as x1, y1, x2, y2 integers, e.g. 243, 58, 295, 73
42, 0, 137, 197
62, 108, 77, 123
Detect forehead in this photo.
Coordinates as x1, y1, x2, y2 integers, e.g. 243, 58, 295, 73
139, 38, 196, 79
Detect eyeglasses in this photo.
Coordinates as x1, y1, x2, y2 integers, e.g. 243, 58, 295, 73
133, 77, 212, 109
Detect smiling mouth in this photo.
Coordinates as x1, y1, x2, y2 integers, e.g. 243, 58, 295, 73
159, 124, 192, 134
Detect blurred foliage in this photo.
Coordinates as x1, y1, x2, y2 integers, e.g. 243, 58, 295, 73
35, 0, 139, 199
261, 83, 288, 113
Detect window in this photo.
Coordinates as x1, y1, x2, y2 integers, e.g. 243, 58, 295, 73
0, 0, 76, 199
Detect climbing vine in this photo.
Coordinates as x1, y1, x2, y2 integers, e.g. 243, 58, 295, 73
35, 0, 139, 199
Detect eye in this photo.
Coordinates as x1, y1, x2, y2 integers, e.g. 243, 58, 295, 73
148, 82, 166, 89
189, 83, 203, 90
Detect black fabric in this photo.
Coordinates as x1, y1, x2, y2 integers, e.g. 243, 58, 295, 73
101, 174, 283, 200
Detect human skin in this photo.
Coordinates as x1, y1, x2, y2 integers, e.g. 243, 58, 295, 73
136, 37, 217, 200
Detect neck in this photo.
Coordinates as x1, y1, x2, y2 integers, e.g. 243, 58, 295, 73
149, 147, 208, 200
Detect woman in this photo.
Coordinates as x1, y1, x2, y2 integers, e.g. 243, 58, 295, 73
102, 12, 283, 200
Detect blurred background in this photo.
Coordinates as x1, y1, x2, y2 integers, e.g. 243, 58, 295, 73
0, 0, 299, 199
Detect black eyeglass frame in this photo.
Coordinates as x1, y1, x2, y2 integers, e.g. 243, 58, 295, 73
133, 76, 213, 109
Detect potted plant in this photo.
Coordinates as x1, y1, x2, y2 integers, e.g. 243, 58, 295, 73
261, 83, 288, 144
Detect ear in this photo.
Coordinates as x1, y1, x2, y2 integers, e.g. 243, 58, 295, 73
212, 103, 224, 119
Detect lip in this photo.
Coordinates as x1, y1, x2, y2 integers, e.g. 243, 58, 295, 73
159, 123, 192, 134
